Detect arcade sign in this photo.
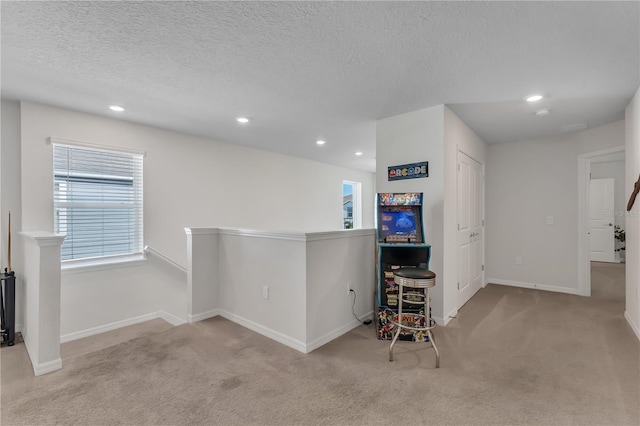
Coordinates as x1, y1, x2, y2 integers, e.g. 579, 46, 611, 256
387, 161, 429, 181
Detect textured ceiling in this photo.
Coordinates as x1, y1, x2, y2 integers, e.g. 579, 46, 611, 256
2, 1, 638, 172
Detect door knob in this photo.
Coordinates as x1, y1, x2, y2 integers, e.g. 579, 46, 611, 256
609, 223, 613, 226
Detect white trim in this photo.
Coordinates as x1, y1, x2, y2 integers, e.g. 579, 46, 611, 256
19, 231, 65, 247
184, 227, 220, 236
59, 311, 186, 343
23, 338, 63, 376
306, 228, 375, 242
433, 307, 458, 326
33, 358, 63, 376
577, 146, 625, 297
47, 137, 146, 157
61, 256, 146, 275
624, 311, 640, 341
488, 278, 582, 296
185, 227, 376, 242
218, 227, 306, 242
305, 310, 374, 353
60, 313, 156, 343
188, 309, 220, 323
218, 309, 307, 353
144, 246, 186, 273
157, 311, 188, 326
577, 155, 591, 296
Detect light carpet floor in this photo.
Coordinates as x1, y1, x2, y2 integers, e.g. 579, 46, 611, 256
1, 262, 638, 425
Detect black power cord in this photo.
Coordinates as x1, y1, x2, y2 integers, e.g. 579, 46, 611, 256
350, 289, 372, 325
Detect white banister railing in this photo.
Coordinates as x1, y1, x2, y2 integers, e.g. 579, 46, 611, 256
144, 245, 187, 274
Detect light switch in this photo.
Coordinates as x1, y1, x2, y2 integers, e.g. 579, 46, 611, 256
546, 216, 554, 225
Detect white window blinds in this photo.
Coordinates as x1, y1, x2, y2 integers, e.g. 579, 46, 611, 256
53, 144, 143, 262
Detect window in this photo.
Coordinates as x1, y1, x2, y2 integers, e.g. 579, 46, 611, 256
343, 181, 362, 229
53, 143, 143, 264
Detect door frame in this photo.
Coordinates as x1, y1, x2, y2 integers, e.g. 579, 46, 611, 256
578, 146, 625, 296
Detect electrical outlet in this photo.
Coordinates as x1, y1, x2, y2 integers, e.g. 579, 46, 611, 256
515, 256, 522, 265
262, 285, 269, 300
546, 216, 554, 225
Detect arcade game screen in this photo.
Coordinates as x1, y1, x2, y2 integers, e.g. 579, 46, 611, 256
379, 208, 418, 242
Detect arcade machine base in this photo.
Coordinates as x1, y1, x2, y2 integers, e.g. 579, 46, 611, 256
1, 271, 16, 346
376, 307, 431, 342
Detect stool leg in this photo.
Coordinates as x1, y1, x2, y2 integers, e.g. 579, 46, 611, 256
427, 329, 440, 368
389, 325, 400, 362
425, 287, 439, 368
389, 283, 404, 362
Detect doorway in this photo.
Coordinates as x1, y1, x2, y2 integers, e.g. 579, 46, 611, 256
578, 146, 625, 296
457, 150, 484, 308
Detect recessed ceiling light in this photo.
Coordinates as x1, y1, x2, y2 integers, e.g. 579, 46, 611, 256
535, 109, 550, 116
109, 105, 124, 112
355, 151, 363, 156
316, 140, 326, 145
526, 95, 543, 102
236, 117, 250, 124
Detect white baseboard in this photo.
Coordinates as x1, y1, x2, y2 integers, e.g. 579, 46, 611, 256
33, 358, 63, 376
305, 310, 374, 354
157, 311, 187, 326
488, 278, 582, 296
624, 311, 640, 341
60, 313, 156, 343
218, 310, 307, 354
433, 307, 458, 326
23, 338, 63, 376
188, 309, 220, 323
60, 311, 187, 343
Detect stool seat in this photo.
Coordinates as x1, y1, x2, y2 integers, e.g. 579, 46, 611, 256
388, 267, 440, 368
393, 267, 436, 288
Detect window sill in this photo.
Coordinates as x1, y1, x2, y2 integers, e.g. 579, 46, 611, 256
61, 255, 146, 275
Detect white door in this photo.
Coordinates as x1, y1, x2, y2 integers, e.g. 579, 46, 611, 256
589, 178, 615, 262
458, 151, 484, 308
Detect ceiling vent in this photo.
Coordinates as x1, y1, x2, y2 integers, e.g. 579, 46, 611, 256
560, 123, 588, 133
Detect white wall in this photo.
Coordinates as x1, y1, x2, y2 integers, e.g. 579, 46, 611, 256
376, 105, 488, 324
20, 232, 65, 375
625, 87, 640, 339
376, 105, 446, 320
16, 101, 376, 337
305, 229, 375, 350
185, 227, 376, 353
217, 231, 308, 348
486, 120, 626, 293
0, 100, 24, 331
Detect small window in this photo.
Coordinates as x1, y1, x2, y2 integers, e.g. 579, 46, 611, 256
53, 144, 143, 264
343, 181, 362, 229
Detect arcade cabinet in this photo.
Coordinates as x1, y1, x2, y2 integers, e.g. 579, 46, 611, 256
375, 192, 431, 341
